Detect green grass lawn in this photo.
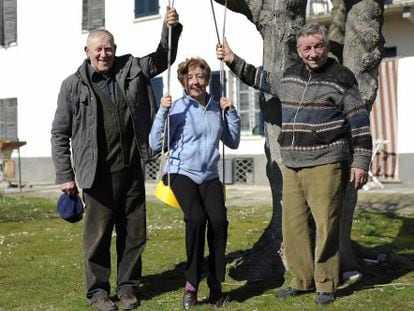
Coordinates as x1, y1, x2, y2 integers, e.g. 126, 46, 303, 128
1, 195, 414, 310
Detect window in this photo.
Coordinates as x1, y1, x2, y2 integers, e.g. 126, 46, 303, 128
0, 0, 17, 48
82, 0, 105, 32
135, 0, 159, 19
237, 80, 263, 135
209, 71, 226, 102
383, 46, 397, 58
151, 77, 163, 108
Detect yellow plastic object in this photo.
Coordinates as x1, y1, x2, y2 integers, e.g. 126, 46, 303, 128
154, 180, 180, 209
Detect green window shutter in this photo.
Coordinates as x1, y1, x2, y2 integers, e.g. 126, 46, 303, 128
0, 0, 17, 47
82, 0, 105, 32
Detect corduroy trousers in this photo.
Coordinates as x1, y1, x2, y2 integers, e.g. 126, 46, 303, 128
282, 162, 348, 293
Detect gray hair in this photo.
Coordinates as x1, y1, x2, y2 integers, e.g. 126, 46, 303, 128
86, 29, 116, 48
296, 23, 329, 47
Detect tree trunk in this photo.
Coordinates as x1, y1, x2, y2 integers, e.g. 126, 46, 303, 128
215, 0, 306, 282
328, 0, 346, 63
329, 0, 384, 272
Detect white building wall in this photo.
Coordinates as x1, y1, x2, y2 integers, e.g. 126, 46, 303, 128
397, 56, 414, 154
1, 0, 413, 164
383, 14, 414, 57
0, 0, 85, 158
0, 0, 264, 158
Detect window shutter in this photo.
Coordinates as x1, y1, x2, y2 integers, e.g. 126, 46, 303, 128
151, 77, 164, 108
0, 97, 18, 141
0, 0, 17, 47
147, 0, 159, 15
135, 0, 159, 18
210, 71, 226, 102
82, 0, 88, 31
83, 0, 105, 31
135, 0, 145, 17
0, 0, 4, 46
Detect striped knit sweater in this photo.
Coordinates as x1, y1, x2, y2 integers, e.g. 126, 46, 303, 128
229, 55, 372, 171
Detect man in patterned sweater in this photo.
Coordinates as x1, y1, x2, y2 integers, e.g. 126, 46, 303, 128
217, 23, 372, 306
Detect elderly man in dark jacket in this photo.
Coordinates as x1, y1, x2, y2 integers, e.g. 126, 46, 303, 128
51, 7, 182, 311
217, 23, 372, 306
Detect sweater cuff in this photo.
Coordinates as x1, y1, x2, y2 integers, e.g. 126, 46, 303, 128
351, 153, 371, 172
228, 54, 244, 76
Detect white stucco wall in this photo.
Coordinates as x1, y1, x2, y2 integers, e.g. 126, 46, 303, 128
1, 0, 413, 159
0, 0, 85, 157
0, 0, 264, 157
383, 14, 414, 58
397, 56, 414, 154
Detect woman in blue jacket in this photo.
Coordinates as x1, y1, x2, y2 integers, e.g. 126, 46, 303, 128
149, 57, 240, 309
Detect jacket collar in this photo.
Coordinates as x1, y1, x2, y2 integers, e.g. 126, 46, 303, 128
301, 57, 336, 76
77, 55, 142, 85
183, 91, 214, 108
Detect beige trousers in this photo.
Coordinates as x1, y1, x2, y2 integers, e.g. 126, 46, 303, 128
282, 162, 347, 293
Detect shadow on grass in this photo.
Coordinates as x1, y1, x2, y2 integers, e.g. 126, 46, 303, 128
139, 249, 284, 302
140, 261, 186, 300
139, 208, 414, 302
226, 278, 283, 303
225, 250, 285, 303
338, 214, 414, 298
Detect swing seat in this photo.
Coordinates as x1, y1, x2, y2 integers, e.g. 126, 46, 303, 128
154, 179, 180, 208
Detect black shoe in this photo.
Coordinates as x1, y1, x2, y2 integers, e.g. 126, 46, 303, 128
182, 290, 197, 309
119, 293, 139, 310
208, 293, 230, 308
91, 297, 118, 311
207, 277, 229, 308
316, 292, 335, 306
277, 287, 314, 298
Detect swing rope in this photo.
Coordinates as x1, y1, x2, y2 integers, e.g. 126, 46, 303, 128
209, 0, 228, 189
158, 0, 175, 187
167, 0, 175, 188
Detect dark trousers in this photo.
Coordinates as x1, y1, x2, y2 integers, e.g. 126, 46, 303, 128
169, 174, 228, 288
82, 163, 146, 302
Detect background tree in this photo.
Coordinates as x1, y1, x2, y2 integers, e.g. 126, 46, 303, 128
213, 0, 384, 281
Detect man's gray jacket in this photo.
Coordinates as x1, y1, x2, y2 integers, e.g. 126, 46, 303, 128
51, 24, 182, 189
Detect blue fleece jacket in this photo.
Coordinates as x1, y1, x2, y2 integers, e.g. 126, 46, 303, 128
149, 93, 241, 184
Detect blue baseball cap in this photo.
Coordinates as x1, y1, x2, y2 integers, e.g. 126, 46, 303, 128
56, 193, 84, 223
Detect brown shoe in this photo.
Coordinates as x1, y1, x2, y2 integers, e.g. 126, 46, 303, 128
91, 297, 118, 311
182, 289, 197, 309
119, 293, 139, 310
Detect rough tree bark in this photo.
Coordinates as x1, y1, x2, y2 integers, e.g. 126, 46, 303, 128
328, 0, 384, 272
214, 0, 384, 281
214, 0, 306, 282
